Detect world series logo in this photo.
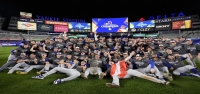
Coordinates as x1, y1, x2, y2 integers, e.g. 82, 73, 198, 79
101, 21, 119, 30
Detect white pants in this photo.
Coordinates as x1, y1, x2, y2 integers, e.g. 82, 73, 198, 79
43, 67, 80, 81
112, 69, 166, 86
40, 64, 57, 72
8, 62, 29, 74
180, 54, 195, 67
173, 65, 194, 75
135, 65, 163, 79
84, 67, 102, 77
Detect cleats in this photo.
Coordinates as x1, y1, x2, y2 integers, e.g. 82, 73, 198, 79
32, 75, 44, 79
16, 71, 28, 74
190, 73, 200, 77
167, 73, 173, 81
163, 81, 170, 85
164, 72, 173, 81
36, 72, 41, 75
81, 73, 88, 79
99, 73, 104, 79
37, 70, 48, 75
53, 79, 63, 85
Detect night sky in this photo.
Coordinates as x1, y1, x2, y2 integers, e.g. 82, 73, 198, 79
0, 0, 199, 22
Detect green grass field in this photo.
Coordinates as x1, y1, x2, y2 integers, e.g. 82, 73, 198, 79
0, 47, 200, 94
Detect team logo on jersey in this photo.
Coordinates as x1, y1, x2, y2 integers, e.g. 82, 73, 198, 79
101, 21, 119, 30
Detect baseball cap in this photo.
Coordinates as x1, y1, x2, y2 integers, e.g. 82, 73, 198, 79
186, 38, 192, 41
56, 52, 62, 55
76, 47, 79, 49
159, 44, 164, 47
170, 40, 175, 42
123, 53, 128, 55
136, 54, 140, 57
23, 42, 28, 45
20, 53, 26, 56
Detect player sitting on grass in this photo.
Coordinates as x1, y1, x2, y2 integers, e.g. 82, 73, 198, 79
106, 52, 170, 88
31, 60, 83, 85
166, 54, 200, 77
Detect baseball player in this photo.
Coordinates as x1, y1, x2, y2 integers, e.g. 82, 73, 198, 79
106, 52, 169, 88
16, 53, 44, 74
38, 52, 64, 74
185, 38, 200, 67
0, 43, 29, 72
32, 60, 82, 85
166, 54, 200, 77
148, 53, 173, 81
81, 54, 104, 79
133, 54, 164, 79
169, 40, 195, 66
7, 53, 29, 74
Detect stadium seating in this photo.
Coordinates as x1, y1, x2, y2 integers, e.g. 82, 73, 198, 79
159, 30, 180, 39
0, 34, 22, 39
22, 34, 52, 40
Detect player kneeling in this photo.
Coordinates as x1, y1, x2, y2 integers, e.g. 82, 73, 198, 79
31, 60, 84, 85
166, 54, 200, 77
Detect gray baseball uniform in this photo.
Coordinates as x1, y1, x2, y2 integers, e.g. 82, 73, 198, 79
42, 67, 80, 82
133, 59, 163, 79
8, 62, 30, 74
166, 58, 195, 75
152, 59, 169, 75
170, 43, 194, 66
84, 59, 103, 77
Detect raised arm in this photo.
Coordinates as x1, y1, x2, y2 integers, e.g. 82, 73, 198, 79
124, 51, 134, 62
94, 32, 98, 41
30, 45, 37, 52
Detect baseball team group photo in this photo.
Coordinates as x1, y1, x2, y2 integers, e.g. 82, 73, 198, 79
1, 1, 200, 93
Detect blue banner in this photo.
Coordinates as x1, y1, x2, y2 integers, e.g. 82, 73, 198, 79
68, 22, 91, 29
92, 17, 128, 32
130, 20, 155, 28
37, 24, 54, 32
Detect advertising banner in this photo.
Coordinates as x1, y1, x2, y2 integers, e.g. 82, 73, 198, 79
76, 34, 87, 38
133, 34, 145, 37
146, 34, 158, 37
34, 19, 45, 23
92, 17, 128, 32
68, 22, 90, 29
172, 16, 191, 21
17, 21, 37, 30
155, 18, 172, 23
20, 12, 32, 19
172, 20, 192, 29
68, 36, 77, 38
37, 24, 54, 32
54, 25, 68, 32
68, 22, 91, 32
155, 22, 172, 30
45, 20, 68, 25
1, 43, 17, 46
130, 28, 155, 32
130, 20, 155, 28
